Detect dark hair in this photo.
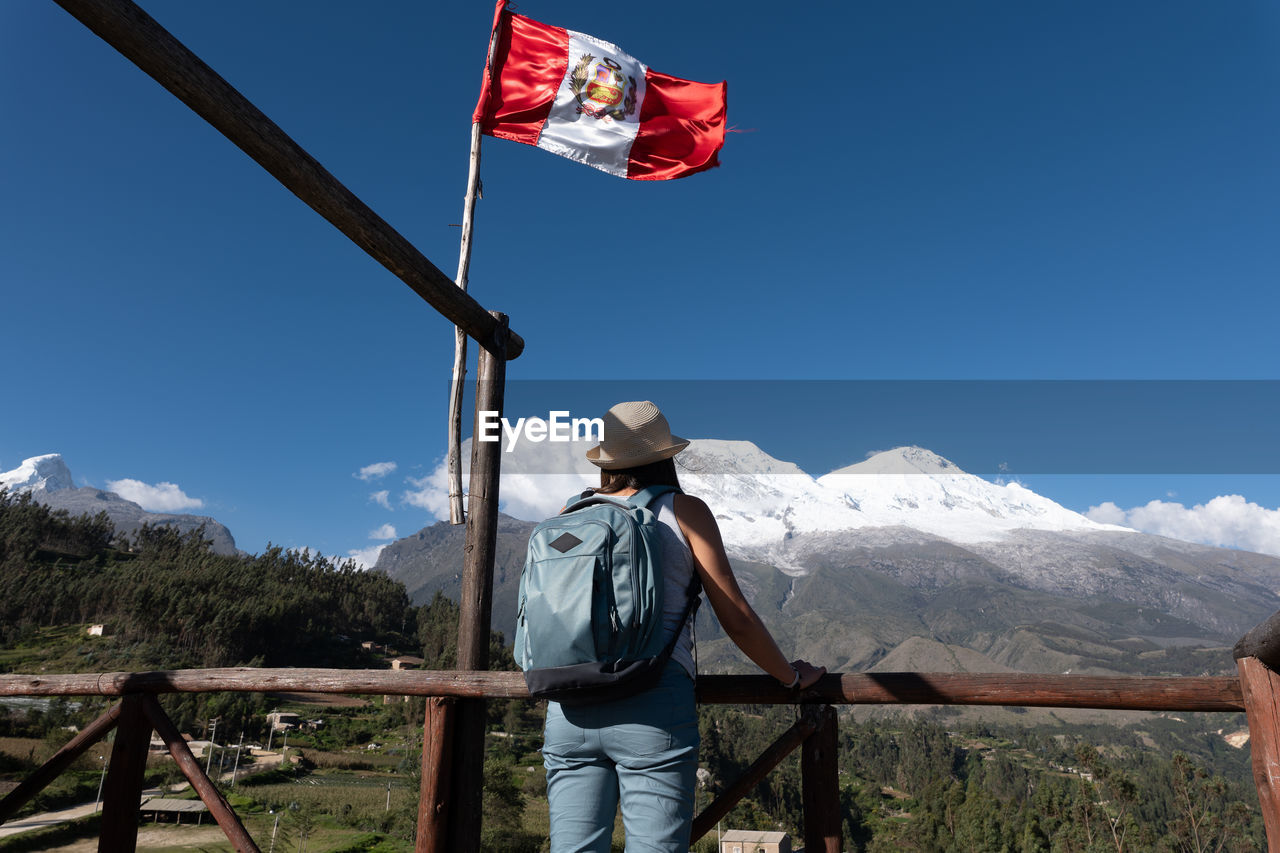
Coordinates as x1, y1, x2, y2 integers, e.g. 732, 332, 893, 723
595, 457, 682, 494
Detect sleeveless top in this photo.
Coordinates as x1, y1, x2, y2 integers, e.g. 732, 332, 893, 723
650, 491, 697, 678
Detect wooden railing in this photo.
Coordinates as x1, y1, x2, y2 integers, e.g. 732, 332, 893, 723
1, 659, 1274, 853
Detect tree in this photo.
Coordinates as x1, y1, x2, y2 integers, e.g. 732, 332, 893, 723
1165, 752, 1255, 853
1075, 744, 1142, 853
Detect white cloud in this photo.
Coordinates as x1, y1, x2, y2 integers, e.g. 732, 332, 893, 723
347, 544, 387, 570
355, 461, 397, 482
294, 544, 386, 571
1085, 501, 1129, 526
403, 438, 597, 523
370, 490, 391, 509
1087, 495, 1280, 557
106, 478, 204, 512
403, 463, 452, 519
369, 523, 397, 540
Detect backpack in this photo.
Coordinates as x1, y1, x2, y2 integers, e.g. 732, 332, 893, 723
514, 485, 701, 705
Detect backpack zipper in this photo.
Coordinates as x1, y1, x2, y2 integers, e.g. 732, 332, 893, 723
515, 596, 529, 669
604, 522, 621, 654
629, 507, 643, 629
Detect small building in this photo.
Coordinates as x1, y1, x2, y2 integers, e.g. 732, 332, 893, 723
138, 796, 208, 825
266, 711, 301, 730
187, 740, 213, 758
720, 829, 791, 853
390, 656, 424, 671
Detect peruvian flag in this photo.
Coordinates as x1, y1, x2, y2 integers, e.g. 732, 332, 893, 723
472, 1, 727, 180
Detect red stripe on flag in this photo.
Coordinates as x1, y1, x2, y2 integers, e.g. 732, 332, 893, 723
473, 8, 568, 145
627, 71, 727, 180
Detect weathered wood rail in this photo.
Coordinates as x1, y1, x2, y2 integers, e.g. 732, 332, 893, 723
0, 663, 1271, 852
0, 668, 1246, 709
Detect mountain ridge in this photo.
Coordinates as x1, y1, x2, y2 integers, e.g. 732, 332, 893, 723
0, 454, 239, 555
378, 440, 1280, 679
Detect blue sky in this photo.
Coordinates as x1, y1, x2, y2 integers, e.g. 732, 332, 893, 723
3, 1, 1279, 562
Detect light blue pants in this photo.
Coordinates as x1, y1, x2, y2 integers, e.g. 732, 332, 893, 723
543, 662, 700, 853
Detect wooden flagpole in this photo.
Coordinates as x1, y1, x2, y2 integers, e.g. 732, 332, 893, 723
447, 10, 503, 525
446, 124, 481, 525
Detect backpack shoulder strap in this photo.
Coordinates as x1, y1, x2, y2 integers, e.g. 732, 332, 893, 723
627, 484, 681, 509
561, 489, 597, 513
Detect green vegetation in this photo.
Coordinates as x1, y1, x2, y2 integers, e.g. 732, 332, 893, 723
0, 491, 415, 673
695, 707, 1264, 852
0, 494, 534, 850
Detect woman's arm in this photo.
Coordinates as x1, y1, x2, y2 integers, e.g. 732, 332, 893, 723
674, 494, 825, 689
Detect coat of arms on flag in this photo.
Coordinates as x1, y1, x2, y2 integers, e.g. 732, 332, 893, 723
472, 0, 727, 180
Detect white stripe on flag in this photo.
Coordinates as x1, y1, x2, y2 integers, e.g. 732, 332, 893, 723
537, 31, 648, 178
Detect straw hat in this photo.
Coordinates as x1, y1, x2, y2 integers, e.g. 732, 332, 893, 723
586, 401, 690, 469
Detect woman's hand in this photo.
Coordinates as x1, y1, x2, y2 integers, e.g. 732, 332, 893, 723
786, 659, 827, 690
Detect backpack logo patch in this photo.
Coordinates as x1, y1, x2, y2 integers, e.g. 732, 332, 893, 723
548, 532, 583, 553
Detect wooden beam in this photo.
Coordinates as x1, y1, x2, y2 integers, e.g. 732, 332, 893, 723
416, 697, 456, 853
0, 702, 120, 823
50, 0, 523, 359
691, 710, 818, 842
98, 695, 150, 852
801, 705, 841, 853
0, 670, 1246, 711
449, 312, 508, 852
141, 696, 259, 852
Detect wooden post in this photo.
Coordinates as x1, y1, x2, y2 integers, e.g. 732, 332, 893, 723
447, 312, 508, 852
98, 695, 151, 852
141, 696, 259, 852
416, 697, 456, 853
801, 704, 841, 853
1235, 657, 1280, 848
1234, 610, 1280, 849
50, 0, 523, 360
0, 701, 120, 823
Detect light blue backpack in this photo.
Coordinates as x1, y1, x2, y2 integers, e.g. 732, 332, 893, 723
514, 485, 700, 704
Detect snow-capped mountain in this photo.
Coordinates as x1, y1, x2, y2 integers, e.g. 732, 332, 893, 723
472, 436, 1125, 563
0, 453, 76, 494
668, 441, 1127, 569
675, 440, 868, 557
0, 454, 239, 555
817, 446, 1126, 542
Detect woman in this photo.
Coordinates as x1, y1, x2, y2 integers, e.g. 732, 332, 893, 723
543, 400, 826, 852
